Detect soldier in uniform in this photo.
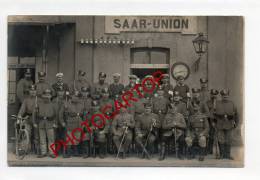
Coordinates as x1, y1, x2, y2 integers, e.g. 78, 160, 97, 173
91, 101, 109, 159
135, 104, 160, 159
143, 75, 157, 99
152, 85, 169, 126
199, 78, 210, 103
36, 71, 54, 97
80, 87, 92, 158
185, 104, 209, 161
17, 84, 39, 154
112, 107, 135, 159
59, 91, 84, 158
16, 68, 33, 103
214, 89, 238, 160
206, 89, 219, 154
124, 74, 138, 92
91, 72, 109, 100
173, 75, 190, 103
52, 86, 67, 155
161, 74, 174, 99
160, 104, 187, 160
32, 89, 57, 158
188, 88, 210, 117
108, 73, 124, 99
52, 72, 70, 97
99, 88, 114, 154
169, 91, 189, 120
70, 70, 91, 93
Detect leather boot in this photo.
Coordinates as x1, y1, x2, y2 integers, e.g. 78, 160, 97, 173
82, 141, 90, 158
225, 144, 234, 160
219, 144, 225, 159
99, 143, 105, 159
63, 146, 71, 158
159, 143, 165, 161
187, 147, 194, 160
198, 147, 205, 161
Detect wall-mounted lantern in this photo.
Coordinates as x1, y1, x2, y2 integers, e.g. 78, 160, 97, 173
192, 32, 209, 72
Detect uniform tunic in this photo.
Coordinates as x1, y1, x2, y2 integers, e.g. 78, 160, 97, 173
70, 79, 91, 93
91, 82, 109, 100
16, 78, 33, 103
185, 112, 209, 147
36, 81, 53, 97
173, 84, 190, 102
161, 113, 186, 140
108, 83, 124, 99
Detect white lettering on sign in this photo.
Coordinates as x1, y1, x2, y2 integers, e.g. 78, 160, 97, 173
105, 16, 197, 34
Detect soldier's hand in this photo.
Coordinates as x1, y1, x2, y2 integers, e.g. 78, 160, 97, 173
53, 124, 57, 128
33, 124, 38, 128
62, 122, 66, 127
211, 122, 215, 127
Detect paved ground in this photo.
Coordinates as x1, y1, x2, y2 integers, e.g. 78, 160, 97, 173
7, 147, 243, 167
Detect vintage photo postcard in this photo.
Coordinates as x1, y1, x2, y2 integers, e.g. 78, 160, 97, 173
7, 15, 244, 167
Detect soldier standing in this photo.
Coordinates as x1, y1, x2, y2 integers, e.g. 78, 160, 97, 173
206, 89, 219, 154
52, 86, 66, 155
36, 71, 53, 97
152, 85, 169, 126
80, 87, 92, 158
32, 89, 57, 158
59, 91, 84, 158
214, 89, 238, 160
161, 74, 174, 99
160, 104, 187, 160
16, 68, 33, 103
188, 88, 210, 117
135, 104, 160, 159
91, 72, 109, 100
199, 78, 210, 103
124, 74, 138, 92
108, 73, 124, 99
71, 70, 91, 93
17, 85, 39, 154
173, 75, 190, 103
185, 104, 209, 161
52, 73, 70, 97
99, 88, 114, 154
112, 107, 135, 159
169, 91, 189, 120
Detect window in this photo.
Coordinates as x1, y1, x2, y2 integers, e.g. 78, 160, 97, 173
130, 47, 170, 79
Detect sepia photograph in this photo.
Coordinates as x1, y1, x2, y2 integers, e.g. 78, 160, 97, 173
7, 15, 244, 167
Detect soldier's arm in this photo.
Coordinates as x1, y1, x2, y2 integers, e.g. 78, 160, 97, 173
177, 114, 187, 129
111, 115, 118, 134
201, 116, 209, 136
16, 80, 24, 102
129, 115, 135, 128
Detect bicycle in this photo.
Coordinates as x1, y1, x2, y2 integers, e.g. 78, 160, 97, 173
11, 115, 30, 160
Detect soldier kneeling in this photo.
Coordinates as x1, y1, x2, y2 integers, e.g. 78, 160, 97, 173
185, 104, 209, 161
135, 103, 160, 159
160, 104, 187, 160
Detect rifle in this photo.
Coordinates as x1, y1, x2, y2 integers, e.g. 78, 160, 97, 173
212, 98, 220, 159
90, 127, 96, 157
116, 126, 128, 159
63, 92, 69, 156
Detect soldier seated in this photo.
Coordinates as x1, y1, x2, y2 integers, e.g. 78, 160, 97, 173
185, 104, 209, 161
160, 104, 187, 160
112, 107, 135, 159
135, 104, 160, 159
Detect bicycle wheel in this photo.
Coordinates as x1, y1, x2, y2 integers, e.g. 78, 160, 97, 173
16, 129, 30, 160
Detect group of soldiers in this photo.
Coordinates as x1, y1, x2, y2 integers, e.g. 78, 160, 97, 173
16, 68, 238, 161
